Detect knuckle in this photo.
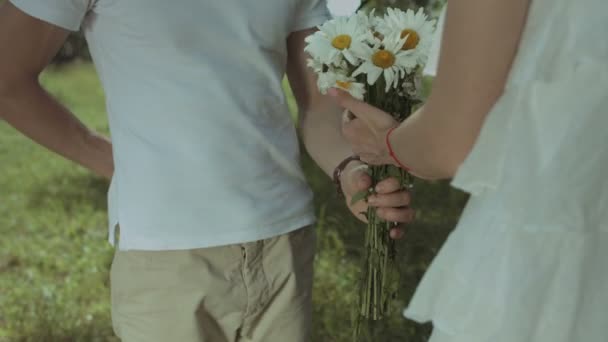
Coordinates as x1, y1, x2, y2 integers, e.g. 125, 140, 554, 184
382, 178, 398, 191
381, 209, 397, 221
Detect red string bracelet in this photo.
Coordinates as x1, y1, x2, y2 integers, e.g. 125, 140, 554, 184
386, 126, 411, 171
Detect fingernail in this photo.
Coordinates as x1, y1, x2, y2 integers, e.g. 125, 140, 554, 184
367, 196, 377, 205
375, 184, 384, 192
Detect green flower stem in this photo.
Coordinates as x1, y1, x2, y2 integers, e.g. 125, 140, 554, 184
353, 71, 420, 341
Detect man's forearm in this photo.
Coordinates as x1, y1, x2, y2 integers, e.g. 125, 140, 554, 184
0, 78, 113, 178
299, 101, 358, 177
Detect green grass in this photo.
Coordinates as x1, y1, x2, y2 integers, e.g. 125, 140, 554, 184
0, 63, 116, 342
0, 63, 467, 342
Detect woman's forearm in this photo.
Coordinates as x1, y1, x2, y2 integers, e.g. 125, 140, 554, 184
391, 0, 531, 180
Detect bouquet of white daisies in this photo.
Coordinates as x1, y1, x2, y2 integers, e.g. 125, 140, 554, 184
305, 7, 435, 340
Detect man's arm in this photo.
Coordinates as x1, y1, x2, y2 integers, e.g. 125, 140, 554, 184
286, 28, 355, 178
286, 28, 413, 228
0, 1, 113, 179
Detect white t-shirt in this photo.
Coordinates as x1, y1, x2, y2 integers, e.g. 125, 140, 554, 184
11, 0, 331, 250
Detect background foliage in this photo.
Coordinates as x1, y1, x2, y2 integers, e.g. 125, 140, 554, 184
1, 1, 461, 341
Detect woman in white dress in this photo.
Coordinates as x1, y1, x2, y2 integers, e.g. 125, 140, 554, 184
330, 0, 608, 341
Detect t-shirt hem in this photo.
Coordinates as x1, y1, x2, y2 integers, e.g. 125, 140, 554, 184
108, 213, 317, 251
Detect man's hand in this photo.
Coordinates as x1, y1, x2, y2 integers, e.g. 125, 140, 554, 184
285, 28, 412, 232
340, 160, 414, 240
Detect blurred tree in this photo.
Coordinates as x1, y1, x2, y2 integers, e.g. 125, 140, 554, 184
359, 0, 445, 15
0, 0, 89, 64
360, 0, 427, 9
53, 32, 90, 64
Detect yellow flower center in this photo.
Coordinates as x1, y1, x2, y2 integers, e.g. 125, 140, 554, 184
372, 50, 396, 69
331, 34, 352, 50
400, 29, 420, 50
336, 80, 352, 89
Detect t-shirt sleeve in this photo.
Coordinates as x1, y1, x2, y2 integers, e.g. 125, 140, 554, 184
9, 0, 91, 31
292, 0, 332, 32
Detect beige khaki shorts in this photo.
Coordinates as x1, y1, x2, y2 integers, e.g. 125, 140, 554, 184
110, 226, 315, 342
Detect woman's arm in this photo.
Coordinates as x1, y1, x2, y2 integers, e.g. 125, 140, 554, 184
334, 0, 531, 180
391, 0, 531, 179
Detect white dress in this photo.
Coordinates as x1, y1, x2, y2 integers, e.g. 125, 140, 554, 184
406, 1, 608, 341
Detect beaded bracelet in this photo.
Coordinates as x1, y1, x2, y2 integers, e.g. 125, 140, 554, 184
332, 155, 361, 197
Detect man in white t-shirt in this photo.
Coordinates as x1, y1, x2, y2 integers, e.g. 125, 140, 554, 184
0, 0, 414, 340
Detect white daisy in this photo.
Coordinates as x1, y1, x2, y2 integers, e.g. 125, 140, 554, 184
333, 74, 366, 100
316, 71, 336, 94
356, 8, 375, 30
359, 9, 389, 45
315, 70, 366, 100
308, 57, 349, 73
307, 58, 325, 73
352, 34, 418, 91
304, 15, 373, 66
375, 8, 436, 66
308, 58, 349, 93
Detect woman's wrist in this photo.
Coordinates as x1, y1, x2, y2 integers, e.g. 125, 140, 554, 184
385, 126, 410, 171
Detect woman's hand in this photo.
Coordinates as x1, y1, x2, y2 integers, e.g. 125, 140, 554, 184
330, 88, 399, 166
